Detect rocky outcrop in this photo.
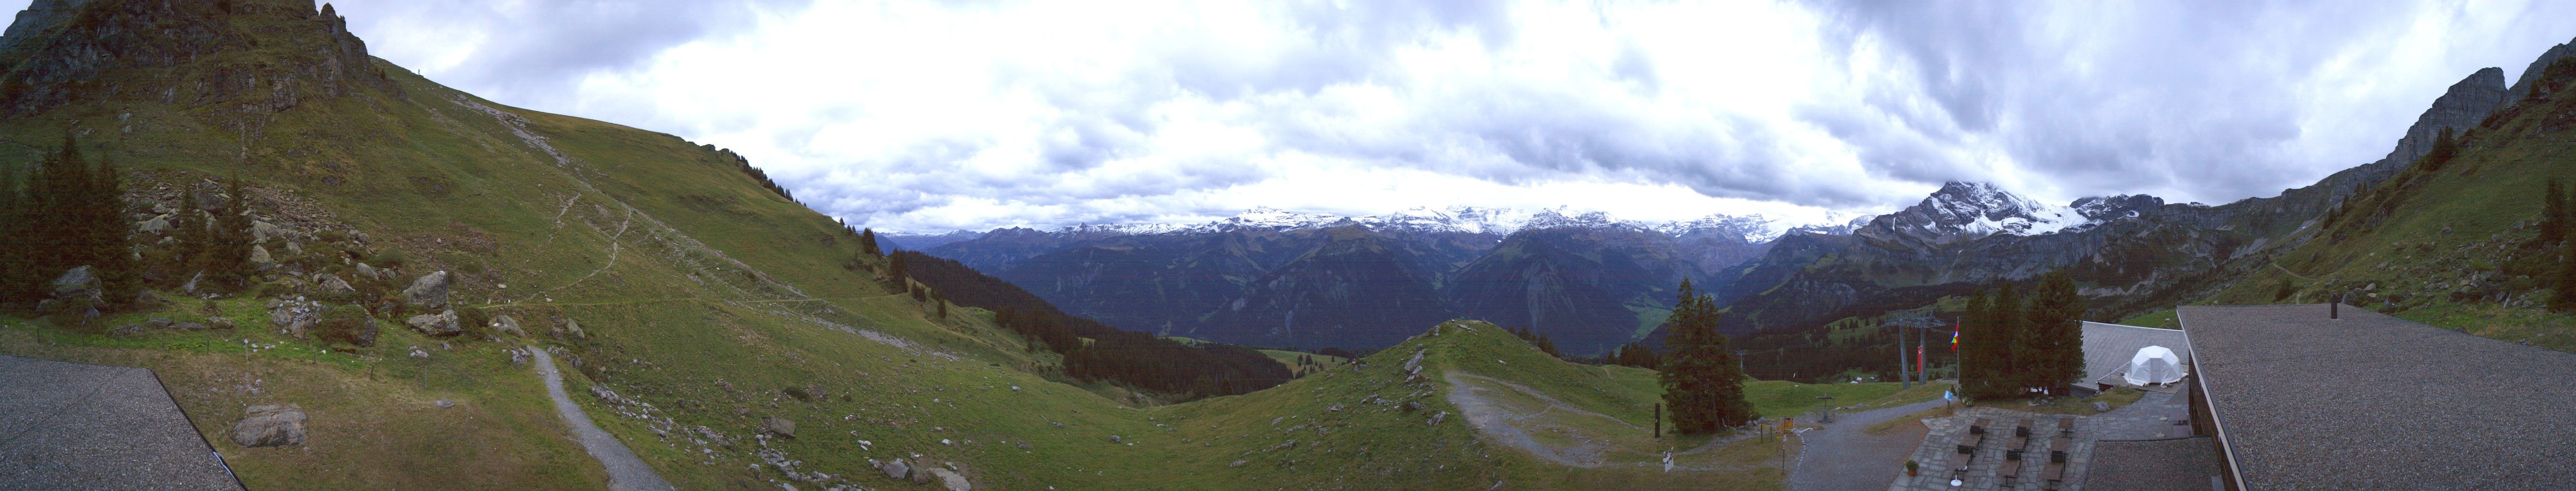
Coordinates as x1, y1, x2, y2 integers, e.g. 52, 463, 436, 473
318, 274, 355, 294
403, 271, 450, 308
0, 0, 86, 51
404, 310, 460, 337
228, 404, 307, 448
759, 416, 795, 438
0, 0, 403, 117
2507, 36, 2576, 107
493, 315, 526, 338
2379, 68, 2507, 170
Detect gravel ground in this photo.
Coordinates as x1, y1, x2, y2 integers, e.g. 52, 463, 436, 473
1787, 399, 1945, 491
529, 347, 676, 491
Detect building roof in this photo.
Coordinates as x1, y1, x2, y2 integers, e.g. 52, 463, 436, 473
2079, 321, 2190, 388
2084, 437, 2221, 491
2180, 304, 2576, 490
0, 354, 244, 490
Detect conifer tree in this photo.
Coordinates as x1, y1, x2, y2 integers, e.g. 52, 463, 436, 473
1660, 279, 1753, 433
87, 157, 139, 306
0, 162, 27, 307
205, 174, 257, 290
1958, 288, 1997, 397
2021, 272, 2087, 396
2544, 178, 2566, 246
860, 228, 882, 257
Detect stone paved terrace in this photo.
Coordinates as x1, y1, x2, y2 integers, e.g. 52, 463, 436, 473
1886, 391, 2207, 491
0, 353, 245, 490
1890, 406, 2096, 491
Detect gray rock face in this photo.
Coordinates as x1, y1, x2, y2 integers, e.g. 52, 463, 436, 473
494, 315, 527, 337
0, 0, 88, 52
49, 266, 99, 301
760, 416, 796, 438
248, 245, 274, 269
137, 214, 172, 234
928, 468, 970, 491
207, 316, 234, 330
318, 274, 355, 294
2378, 68, 2506, 169
353, 262, 380, 280
908, 459, 934, 484
2092, 401, 2111, 412
252, 221, 288, 243
404, 310, 461, 337
878, 458, 911, 479
228, 404, 308, 448
553, 318, 585, 339
403, 271, 450, 308
2507, 36, 2576, 107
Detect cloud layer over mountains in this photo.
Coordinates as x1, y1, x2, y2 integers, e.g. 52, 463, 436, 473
56, 0, 2574, 232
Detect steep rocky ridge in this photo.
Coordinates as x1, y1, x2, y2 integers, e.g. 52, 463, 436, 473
1717, 66, 2513, 334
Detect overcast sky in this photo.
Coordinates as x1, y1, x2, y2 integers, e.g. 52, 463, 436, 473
14, 0, 2572, 233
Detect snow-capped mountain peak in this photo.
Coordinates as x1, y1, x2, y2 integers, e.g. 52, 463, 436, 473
1898, 181, 2093, 238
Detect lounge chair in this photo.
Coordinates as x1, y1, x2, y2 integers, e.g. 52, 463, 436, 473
2000, 452, 2024, 488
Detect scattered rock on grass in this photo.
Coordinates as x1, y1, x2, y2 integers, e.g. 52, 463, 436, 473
405, 310, 461, 336
761, 417, 797, 438
403, 271, 451, 308
229, 404, 307, 447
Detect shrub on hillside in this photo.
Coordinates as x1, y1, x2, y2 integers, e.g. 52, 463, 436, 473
317, 304, 377, 347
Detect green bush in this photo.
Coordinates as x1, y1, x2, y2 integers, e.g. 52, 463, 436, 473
250, 281, 290, 299
368, 249, 409, 269
317, 304, 377, 347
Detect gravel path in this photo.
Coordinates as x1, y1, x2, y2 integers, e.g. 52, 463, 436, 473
1787, 398, 1946, 491
529, 348, 675, 491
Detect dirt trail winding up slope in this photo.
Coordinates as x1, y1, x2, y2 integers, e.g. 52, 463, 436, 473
529, 347, 676, 491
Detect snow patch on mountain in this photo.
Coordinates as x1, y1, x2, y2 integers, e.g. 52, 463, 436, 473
1910, 182, 2096, 237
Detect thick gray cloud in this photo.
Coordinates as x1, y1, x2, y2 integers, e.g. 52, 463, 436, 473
14, 0, 2572, 232
325, 0, 814, 108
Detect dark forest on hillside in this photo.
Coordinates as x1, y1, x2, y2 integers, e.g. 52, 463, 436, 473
891, 251, 1293, 398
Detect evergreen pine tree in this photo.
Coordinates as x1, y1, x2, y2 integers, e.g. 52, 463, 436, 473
1989, 283, 2024, 397
206, 174, 256, 290
2544, 178, 2566, 246
0, 162, 26, 307
860, 228, 882, 257
2022, 272, 2086, 396
1659, 279, 1753, 433
1959, 288, 1999, 397
88, 157, 140, 306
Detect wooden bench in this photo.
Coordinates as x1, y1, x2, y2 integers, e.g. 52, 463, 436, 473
2000, 449, 2026, 487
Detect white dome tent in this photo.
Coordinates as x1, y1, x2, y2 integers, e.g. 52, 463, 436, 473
2123, 345, 2186, 386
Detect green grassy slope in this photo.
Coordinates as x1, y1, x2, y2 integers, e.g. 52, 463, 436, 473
0, 2, 1809, 490
2196, 59, 2576, 354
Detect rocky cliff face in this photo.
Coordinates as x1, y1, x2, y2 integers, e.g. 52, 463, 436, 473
0, 0, 401, 118
0, 0, 86, 51
2507, 36, 2576, 107
1714, 66, 2518, 333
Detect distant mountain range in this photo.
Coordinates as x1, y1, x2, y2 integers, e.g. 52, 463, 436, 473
900, 40, 2576, 360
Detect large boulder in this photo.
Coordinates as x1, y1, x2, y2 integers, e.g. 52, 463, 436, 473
252, 221, 288, 243
928, 468, 970, 491
877, 458, 910, 479
137, 214, 172, 234
552, 318, 586, 339
760, 416, 796, 438
248, 245, 275, 269
49, 266, 100, 301
493, 315, 527, 337
353, 262, 380, 281
404, 310, 461, 337
403, 271, 450, 308
228, 404, 307, 447
318, 274, 356, 294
